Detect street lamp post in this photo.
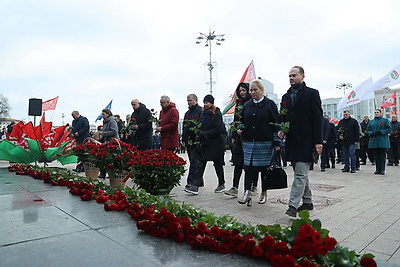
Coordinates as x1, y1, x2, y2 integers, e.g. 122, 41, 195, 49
336, 82, 352, 96
196, 29, 225, 95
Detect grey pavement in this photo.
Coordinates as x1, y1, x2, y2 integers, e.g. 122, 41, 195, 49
1, 150, 400, 266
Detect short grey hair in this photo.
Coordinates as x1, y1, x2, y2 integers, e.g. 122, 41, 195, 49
160, 95, 170, 102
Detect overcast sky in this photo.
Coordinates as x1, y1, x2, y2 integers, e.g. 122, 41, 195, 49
1, 0, 400, 125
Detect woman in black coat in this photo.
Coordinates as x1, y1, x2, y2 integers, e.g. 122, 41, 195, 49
184, 95, 225, 195
237, 80, 280, 206
225, 82, 251, 197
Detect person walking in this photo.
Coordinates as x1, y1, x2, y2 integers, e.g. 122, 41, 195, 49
338, 110, 359, 173
278, 66, 323, 217
71, 111, 90, 172
225, 83, 251, 197
367, 109, 392, 175
236, 80, 280, 206
156, 95, 179, 152
388, 114, 400, 166
184, 95, 226, 195
182, 94, 203, 188
129, 99, 153, 151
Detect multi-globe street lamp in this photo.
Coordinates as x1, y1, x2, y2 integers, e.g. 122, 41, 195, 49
196, 29, 225, 95
336, 82, 353, 96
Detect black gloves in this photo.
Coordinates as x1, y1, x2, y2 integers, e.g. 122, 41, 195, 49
375, 131, 382, 136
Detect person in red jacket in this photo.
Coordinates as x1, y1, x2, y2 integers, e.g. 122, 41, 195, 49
156, 95, 179, 151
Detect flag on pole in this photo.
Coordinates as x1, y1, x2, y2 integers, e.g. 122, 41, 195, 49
42, 96, 59, 111
392, 107, 397, 115
222, 60, 256, 115
381, 91, 397, 109
95, 100, 113, 121
369, 64, 400, 92
336, 78, 374, 111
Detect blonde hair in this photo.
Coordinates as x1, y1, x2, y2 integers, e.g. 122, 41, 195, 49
250, 80, 265, 93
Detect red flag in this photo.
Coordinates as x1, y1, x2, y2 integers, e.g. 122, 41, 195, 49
22, 122, 37, 140
381, 91, 396, 108
392, 107, 397, 115
51, 125, 69, 147
222, 60, 257, 115
39, 113, 52, 136
42, 96, 59, 111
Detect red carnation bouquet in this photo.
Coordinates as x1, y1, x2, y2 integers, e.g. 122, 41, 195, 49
128, 149, 186, 194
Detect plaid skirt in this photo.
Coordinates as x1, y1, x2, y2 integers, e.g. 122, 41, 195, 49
243, 141, 273, 168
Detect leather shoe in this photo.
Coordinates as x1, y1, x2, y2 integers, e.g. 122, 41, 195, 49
379, 172, 385, 175
374, 171, 379, 174
342, 169, 349, 172
350, 170, 355, 173
297, 203, 314, 212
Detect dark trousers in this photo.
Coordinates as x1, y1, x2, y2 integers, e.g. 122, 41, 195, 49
388, 142, 400, 164
191, 150, 224, 186
232, 165, 243, 188
360, 144, 375, 163
373, 148, 387, 173
244, 170, 265, 191
320, 145, 329, 169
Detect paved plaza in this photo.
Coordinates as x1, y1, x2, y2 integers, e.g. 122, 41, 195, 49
1, 150, 400, 266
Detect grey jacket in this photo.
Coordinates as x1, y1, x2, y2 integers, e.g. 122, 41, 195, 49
101, 115, 120, 142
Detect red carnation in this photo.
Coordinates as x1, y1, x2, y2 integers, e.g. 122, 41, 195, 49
236, 99, 242, 103
280, 102, 287, 107
323, 236, 337, 250
360, 256, 377, 267
379, 121, 384, 126
298, 224, 315, 237
312, 231, 322, 244
131, 118, 136, 122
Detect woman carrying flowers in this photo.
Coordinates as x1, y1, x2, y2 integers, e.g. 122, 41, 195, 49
366, 109, 391, 175
237, 80, 280, 206
225, 83, 251, 198
184, 94, 226, 195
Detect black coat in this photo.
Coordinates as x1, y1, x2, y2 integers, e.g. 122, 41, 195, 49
360, 120, 370, 146
72, 115, 90, 144
129, 103, 153, 151
338, 117, 360, 146
281, 82, 323, 162
241, 97, 279, 144
231, 83, 251, 165
182, 103, 202, 146
197, 107, 225, 162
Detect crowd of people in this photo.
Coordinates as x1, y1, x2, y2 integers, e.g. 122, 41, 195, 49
3, 65, 398, 219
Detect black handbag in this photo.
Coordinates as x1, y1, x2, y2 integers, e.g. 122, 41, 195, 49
263, 150, 288, 190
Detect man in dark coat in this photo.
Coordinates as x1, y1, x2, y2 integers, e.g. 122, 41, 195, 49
182, 94, 203, 188
388, 114, 400, 166
338, 110, 359, 173
71, 110, 90, 172
320, 116, 331, 171
129, 99, 153, 151
360, 115, 374, 165
182, 94, 202, 160
279, 66, 323, 217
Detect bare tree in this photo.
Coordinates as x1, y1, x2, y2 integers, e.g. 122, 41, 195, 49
0, 94, 10, 118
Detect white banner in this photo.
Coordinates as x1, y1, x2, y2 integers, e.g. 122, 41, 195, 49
337, 78, 374, 111
370, 64, 400, 92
